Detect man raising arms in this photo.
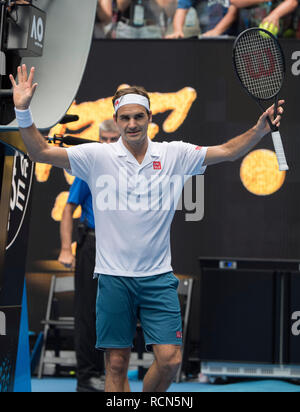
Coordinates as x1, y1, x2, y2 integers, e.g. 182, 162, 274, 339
10, 65, 284, 392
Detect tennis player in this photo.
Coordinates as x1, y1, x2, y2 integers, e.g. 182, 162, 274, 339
10, 65, 284, 392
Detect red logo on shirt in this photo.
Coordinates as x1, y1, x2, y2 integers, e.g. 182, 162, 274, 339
195, 146, 203, 151
153, 161, 162, 170
176, 331, 183, 339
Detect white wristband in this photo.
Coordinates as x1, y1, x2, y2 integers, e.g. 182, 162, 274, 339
14, 108, 33, 128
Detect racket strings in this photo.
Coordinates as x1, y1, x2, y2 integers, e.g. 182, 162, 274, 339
234, 30, 284, 100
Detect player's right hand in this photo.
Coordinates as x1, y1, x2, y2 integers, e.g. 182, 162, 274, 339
58, 250, 75, 270
9, 64, 38, 110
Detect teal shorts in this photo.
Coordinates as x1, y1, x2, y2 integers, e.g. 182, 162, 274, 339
95, 272, 183, 351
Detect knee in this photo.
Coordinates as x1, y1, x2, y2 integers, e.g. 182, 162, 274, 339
106, 352, 129, 377
157, 350, 182, 373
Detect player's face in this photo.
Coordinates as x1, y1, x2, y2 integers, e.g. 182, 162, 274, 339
99, 131, 120, 144
115, 104, 151, 144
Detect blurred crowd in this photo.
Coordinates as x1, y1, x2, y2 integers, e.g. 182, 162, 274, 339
94, 0, 300, 39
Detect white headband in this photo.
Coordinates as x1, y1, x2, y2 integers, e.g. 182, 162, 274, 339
114, 94, 150, 113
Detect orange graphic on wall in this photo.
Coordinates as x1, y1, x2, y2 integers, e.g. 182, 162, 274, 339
240, 149, 286, 196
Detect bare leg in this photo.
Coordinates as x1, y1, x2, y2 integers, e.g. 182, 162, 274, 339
124, 378, 131, 392
143, 345, 182, 392
104, 348, 131, 392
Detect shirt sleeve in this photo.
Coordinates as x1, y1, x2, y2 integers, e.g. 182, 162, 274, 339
66, 143, 100, 183
177, 141, 208, 176
177, 0, 193, 9
67, 178, 89, 206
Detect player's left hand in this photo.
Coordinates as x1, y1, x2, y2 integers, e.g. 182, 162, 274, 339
255, 100, 285, 136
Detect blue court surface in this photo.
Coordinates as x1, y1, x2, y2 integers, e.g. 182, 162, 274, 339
31, 378, 300, 393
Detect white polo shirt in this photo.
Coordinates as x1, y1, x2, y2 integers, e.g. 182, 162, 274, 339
66, 138, 207, 277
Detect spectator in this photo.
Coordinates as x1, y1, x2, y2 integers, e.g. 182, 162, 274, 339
167, 0, 238, 38
94, 0, 115, 39
231, 0, 299, 37
115, 0, 175, 39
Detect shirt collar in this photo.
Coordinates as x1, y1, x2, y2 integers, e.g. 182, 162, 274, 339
115, 137, 160, 159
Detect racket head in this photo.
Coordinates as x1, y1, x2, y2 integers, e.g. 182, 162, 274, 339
233, 28, 286, 101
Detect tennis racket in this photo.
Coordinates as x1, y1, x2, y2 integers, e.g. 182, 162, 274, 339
233, 28, 288, 171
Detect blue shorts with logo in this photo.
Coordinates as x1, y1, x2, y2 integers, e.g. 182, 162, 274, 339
95, 272, 183, 351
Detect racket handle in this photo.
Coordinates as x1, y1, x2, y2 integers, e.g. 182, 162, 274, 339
271, 131, 289, 171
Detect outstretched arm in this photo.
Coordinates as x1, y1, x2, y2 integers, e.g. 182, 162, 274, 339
203, 101, 284, 166
165, 8, 188, 39
9, 65, 70, 169
202, 5, 238, 37
230, 0, 266, 8
97, 0, 113, 24
116, 0, 131, 13
262, 0, 298, 32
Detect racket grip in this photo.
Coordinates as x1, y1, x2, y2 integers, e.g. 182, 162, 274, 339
271, 131, 289, 171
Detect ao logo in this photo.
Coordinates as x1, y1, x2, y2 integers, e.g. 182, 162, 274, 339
0, 311, 6, 336
291, 51, 300, 76
291, 312, 300, 337
31, 15, 44, 43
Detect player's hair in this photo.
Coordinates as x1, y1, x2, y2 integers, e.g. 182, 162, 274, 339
112, 86, 151, 115
99, 119, 119, 135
